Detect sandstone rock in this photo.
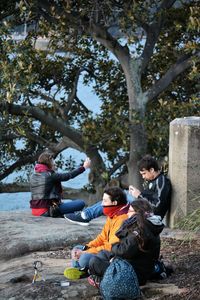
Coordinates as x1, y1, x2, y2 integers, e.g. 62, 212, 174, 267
0, 211, 105, 299
0, 211, 105, 260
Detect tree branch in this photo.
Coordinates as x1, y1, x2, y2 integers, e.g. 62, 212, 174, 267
75, 96, 90, 113
141, 22, 162, 73
0, 102, 84, 151
32, 1, 130, 71
0, 132, 19, 142
23, 129, 57, 149
141, 0, 177, 72
0, 151, 41, 181
23, 132, 81, 156
31, 67, 90, 118
30, 90, 67, 120
108, 154, 129, 177
146, 51, 200, 101
159, 0, 177, 10
89, 22, 130, 65
64, 67, 84, 116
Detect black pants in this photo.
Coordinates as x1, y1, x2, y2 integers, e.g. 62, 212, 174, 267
89, 250, 113, 277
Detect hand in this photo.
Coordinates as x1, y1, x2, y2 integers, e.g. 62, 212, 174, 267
129, 185, 141, 198
71, 248, 83, 260
83, 157, 91, 169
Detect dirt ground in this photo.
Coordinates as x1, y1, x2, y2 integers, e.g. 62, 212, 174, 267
43, 235, 200, 300
1, 235, 199, 300
157, 236, 200, 300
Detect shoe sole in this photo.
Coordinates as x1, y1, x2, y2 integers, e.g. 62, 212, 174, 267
64, 267, 86, 280
64, 216, 89, 226
87, 277, 100, 288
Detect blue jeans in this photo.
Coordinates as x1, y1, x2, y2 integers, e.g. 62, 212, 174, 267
83, 191, 134, 221
59, 199, 85, 215
71, 245, 96, 269
79, 252, 97, 269
83, 201, 103, 221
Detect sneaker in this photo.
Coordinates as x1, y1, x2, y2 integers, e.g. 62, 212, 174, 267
64, 212, 90, 226
64, 267, 87, 280
87, 275, 100, 288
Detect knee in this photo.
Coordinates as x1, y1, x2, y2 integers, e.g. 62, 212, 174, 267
89, 256, 100, 275
79, 253, 90, 269
77, 200, 85, 210
80, 200, 85, 209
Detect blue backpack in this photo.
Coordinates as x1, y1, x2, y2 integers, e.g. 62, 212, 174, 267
100, 257, 141, 300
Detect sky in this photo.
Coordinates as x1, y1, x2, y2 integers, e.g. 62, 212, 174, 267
3, 78, 101, 186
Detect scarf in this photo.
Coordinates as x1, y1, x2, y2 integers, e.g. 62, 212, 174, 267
103, 203, 130, 218
34, 163, 52, 173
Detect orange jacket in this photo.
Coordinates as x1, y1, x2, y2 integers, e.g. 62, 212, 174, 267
86, 213, 128, 254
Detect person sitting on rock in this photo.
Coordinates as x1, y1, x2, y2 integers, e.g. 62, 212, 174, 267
29, 151, 91, 217
64, 154, 171, 225
64, 187, 129, 279
88, 199, 164, 289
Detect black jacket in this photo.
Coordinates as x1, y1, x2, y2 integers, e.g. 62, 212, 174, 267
111, 215, 164, 285
139, 172, 171, 219
30, 166, 85, 208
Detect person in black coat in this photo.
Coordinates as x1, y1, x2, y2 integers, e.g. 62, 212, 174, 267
30, 151, 91, 217
64, 155, 171, 225
88, 199, 164, 286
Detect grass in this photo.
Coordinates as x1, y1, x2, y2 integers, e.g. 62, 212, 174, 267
175, 207, 200, 232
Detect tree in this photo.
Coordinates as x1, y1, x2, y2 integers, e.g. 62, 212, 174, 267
0, 0, 199, 196
25, 0, 200, 185
1, 33, 115, 198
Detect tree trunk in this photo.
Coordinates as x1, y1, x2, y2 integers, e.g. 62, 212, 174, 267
85, 146, 107, 202
123, 57, 148, 188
